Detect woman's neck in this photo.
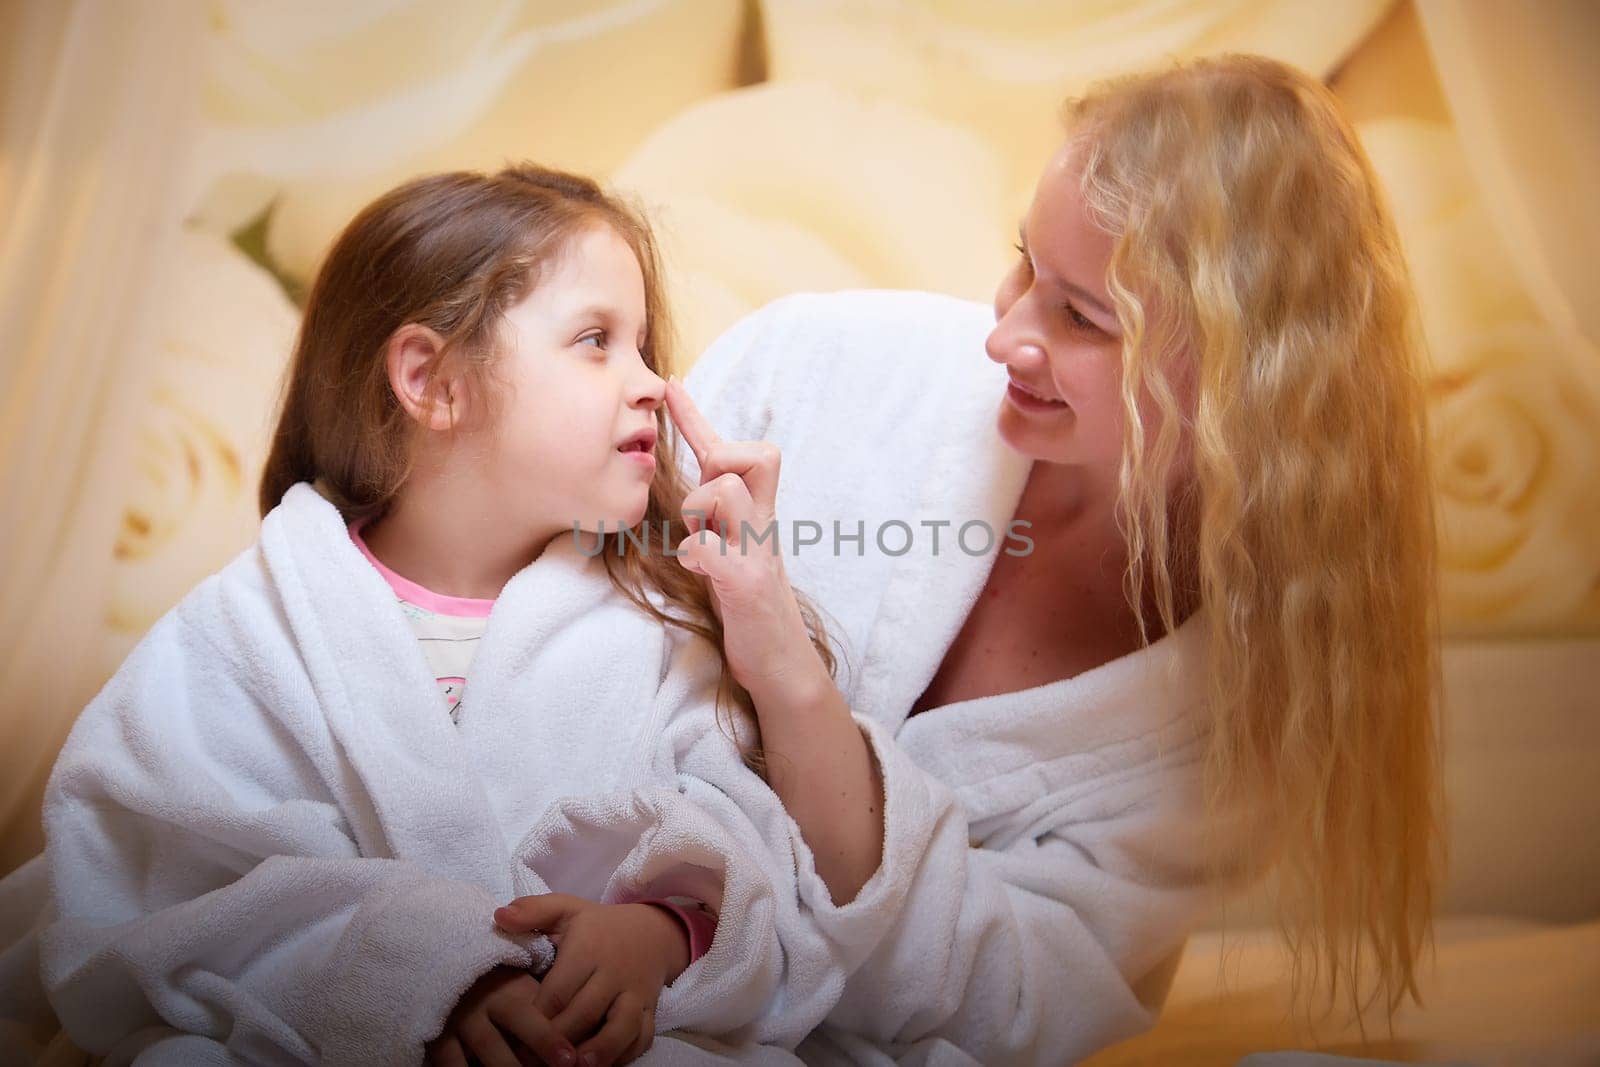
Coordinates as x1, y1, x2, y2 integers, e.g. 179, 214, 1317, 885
360, 466, 560, 601
1012, 459, 1200, 643
1012, 459, 1117, 539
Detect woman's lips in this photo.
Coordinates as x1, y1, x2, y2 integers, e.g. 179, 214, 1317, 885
1005, 380, 1070, 413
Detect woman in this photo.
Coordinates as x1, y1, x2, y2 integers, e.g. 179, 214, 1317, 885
682, 54, 1439, 1065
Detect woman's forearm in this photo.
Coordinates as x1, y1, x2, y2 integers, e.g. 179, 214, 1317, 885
745, 663, 885, 905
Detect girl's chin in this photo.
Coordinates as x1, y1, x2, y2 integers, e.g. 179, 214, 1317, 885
584, 501, 651, 533
573, 516, 646, 535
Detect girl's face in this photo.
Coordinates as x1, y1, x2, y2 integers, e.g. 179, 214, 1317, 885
481, 223, 666, 536
987, 143, 1128, 472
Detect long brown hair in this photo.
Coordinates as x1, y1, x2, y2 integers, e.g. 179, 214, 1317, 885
1068, 56, 1440, 1019
259, 163, 833, 757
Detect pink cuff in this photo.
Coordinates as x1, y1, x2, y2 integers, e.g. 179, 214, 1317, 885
639, 898, 718, 964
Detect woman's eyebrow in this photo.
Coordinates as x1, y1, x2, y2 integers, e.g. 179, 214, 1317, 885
1061, 280, 1114, 320
1017, 221, 1115, 321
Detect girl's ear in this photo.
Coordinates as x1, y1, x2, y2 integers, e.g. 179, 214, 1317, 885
385, 324, 461, 431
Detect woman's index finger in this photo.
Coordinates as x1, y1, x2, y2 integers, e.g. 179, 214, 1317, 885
664, 378, 722, 466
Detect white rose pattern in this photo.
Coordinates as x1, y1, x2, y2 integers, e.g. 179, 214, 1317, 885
101, 5, 1598, 640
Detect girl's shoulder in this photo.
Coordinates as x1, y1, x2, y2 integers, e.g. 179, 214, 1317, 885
50, 534, 316, 799
99, 533, 299, 715
175, 537, 292, 661
105, 483, 343, 720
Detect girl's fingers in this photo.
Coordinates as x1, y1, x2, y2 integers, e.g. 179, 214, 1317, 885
458, 1013, 524, 1067
663, 379, 722, 469
550, 977, 615, 1045
427, 1035, 470, 1067
487, 996, 577, 1067
533, 953, 597, 1022
494, 893, 581, 935
618, 1005, 656, 1064
576, 992, 645, 1067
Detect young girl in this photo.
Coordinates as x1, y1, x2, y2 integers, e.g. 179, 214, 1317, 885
24, 165, 902, 1067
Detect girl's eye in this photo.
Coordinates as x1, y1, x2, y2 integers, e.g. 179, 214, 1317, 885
578, 331, 605, 349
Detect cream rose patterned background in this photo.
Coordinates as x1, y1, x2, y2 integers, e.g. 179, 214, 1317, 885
2, 0, 1596, 871
146, 0, 1600, 649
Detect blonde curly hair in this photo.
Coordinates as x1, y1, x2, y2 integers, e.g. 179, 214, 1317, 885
1068, 55, 1441, 1018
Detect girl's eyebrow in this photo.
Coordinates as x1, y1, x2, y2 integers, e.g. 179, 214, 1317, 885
568, 302, 649, 333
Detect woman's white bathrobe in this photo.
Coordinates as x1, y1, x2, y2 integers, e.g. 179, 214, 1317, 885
11, 482, 928, 1066
683, 290, 1220, 1066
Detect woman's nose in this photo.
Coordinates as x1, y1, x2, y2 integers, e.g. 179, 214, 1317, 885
985, 313, 1047, 371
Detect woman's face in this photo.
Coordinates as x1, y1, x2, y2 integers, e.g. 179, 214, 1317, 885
987, 142, 1127, 471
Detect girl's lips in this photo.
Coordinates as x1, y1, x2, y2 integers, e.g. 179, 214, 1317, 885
621, 449, 657, 471
1005, 380, 1070, 413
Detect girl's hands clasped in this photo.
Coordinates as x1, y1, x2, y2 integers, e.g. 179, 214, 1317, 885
427, 964, 575, 1067
491, 895, 689, 1066
663, 378, 830, 704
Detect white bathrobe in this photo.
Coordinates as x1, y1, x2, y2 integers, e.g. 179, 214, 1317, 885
5, 482, 926, 1067
683, 290, 1219, 1066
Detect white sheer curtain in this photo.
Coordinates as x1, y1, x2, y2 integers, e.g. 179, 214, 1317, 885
1416, 0, 1600, 350
0, 0, 209, 875
0, 0, 753, 880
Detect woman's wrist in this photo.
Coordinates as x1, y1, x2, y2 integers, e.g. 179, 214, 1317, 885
742, 667, 886, 905
739, 641, 836, 720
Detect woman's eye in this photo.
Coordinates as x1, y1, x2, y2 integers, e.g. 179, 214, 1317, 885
1061, 303, 1097, 333
1011, 245, 1036, 282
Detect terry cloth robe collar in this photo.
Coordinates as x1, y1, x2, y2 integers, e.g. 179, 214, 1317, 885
262, 483, 667, 896
848, 364, 1033, 736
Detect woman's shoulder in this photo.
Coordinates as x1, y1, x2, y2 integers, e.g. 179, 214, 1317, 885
685, 289, 995, 439
694, 288, 993, 380
759, 287, 990, 334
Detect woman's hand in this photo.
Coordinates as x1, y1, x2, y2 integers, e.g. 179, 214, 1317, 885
492, 895, 687, 1066
664, 378, 885, 905
427, 965, 577, 1067
663, 378, 831, 704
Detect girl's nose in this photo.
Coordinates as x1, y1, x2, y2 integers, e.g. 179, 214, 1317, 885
632, 366, 666, 410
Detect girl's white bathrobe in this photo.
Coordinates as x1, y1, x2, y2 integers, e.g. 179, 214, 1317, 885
683, 290, 1223, 1066
8, 482, 921, 1066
